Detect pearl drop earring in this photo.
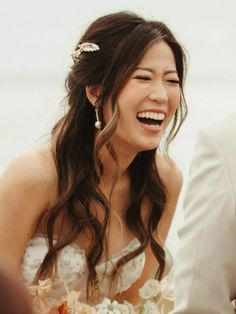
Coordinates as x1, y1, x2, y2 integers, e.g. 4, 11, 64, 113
94, 106, 102, 129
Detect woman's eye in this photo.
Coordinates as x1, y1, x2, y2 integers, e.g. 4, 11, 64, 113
135, 76, 151, 81
167, 79, 180, 84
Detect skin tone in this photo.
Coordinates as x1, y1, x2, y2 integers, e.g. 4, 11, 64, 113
0, 40, 183, 304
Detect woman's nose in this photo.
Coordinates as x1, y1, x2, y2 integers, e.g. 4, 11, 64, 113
148, 82, 168, 104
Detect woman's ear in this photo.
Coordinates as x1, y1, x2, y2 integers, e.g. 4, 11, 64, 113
85, 85, 100, 107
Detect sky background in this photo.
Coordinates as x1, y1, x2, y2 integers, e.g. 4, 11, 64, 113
1, 0, 236, 255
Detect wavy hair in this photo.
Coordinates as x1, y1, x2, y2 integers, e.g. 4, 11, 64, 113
35, 11, 188, 300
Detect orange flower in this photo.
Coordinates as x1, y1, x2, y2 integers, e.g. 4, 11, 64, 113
57, 302, 69, 314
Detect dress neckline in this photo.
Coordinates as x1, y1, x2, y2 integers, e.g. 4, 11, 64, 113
30, 234, 141, 265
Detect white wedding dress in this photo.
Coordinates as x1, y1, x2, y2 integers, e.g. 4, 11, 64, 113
21, 235, 146, 306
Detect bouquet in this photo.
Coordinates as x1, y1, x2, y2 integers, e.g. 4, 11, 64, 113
28, 270, 174, 314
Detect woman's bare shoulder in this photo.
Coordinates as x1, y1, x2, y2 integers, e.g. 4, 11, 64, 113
1, 144, 56, 182
0, 145, 58, 265
0, 143, 58, 211
156, 153, 183, 196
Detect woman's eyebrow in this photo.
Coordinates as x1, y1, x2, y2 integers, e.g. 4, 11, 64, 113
135, 67, 178, 75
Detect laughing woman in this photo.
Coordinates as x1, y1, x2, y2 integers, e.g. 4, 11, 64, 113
0, 11, 187, 309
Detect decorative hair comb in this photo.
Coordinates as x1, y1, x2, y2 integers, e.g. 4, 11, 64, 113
71, 42, 100, 63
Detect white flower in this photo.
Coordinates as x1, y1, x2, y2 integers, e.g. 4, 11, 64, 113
122, 301, 136, 314
142, 300, 161, 314
139, 279, 161, 299
96, 298, 135, 314
76, 302, 97, 314
160, 271, 174, 301
28, 278, 52, 297
65, 290, 80, 311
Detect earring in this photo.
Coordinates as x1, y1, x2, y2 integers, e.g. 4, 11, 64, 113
94, 106, 102, 129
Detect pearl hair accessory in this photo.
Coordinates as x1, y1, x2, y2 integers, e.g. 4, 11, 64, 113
94, 106, 102, 129
71, 42, 100, 63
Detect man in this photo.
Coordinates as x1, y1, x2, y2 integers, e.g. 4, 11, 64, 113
174, 114, 236, 313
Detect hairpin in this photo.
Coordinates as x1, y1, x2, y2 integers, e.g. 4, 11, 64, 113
71, 42, 100, 63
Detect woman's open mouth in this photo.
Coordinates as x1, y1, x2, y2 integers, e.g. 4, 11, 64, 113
136, 111, 165, 127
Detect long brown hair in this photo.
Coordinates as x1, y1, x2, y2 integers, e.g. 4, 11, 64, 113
36, 11, 188, 300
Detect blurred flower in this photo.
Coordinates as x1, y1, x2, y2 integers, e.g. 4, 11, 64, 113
160, 270, 174, 301
139, 279, 161, 299
28, 270, 174, 314
141, 300, 160, 314
95, 298, 135, 314
28, 278, 52, 297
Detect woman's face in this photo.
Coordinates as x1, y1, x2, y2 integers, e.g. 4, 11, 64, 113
104, 40, 181, 154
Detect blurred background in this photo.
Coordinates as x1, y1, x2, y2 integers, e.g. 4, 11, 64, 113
1, 0, 236, 256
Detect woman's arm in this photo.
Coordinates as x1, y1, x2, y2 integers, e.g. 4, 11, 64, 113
155, 154, 183, 244
0, 148, 54, 269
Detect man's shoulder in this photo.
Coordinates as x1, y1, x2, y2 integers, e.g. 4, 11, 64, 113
202, 113, 236, 143
198, 113, 236, 192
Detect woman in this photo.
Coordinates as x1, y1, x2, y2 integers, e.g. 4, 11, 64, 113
0, 11, 187, 307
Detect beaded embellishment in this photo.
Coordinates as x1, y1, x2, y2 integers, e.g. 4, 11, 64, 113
71, 42, 100, 63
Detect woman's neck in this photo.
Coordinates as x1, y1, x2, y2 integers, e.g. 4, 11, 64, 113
98, 143, 136, 186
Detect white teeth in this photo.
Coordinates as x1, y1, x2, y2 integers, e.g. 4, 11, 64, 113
137, 112, 165, 121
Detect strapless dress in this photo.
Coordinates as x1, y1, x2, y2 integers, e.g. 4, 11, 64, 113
21, 235, 146, 306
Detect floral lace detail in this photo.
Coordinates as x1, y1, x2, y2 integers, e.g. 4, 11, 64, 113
21, 235, 145, 302
22, 236, 86, 285
97, 238, 146, 295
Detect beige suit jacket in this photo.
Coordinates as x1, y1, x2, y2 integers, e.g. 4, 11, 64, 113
174, 114, 236, 313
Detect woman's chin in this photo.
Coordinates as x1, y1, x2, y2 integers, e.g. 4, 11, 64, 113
137, 142, 160, 152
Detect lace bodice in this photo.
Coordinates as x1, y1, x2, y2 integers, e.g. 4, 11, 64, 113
21, 235, 145, 305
